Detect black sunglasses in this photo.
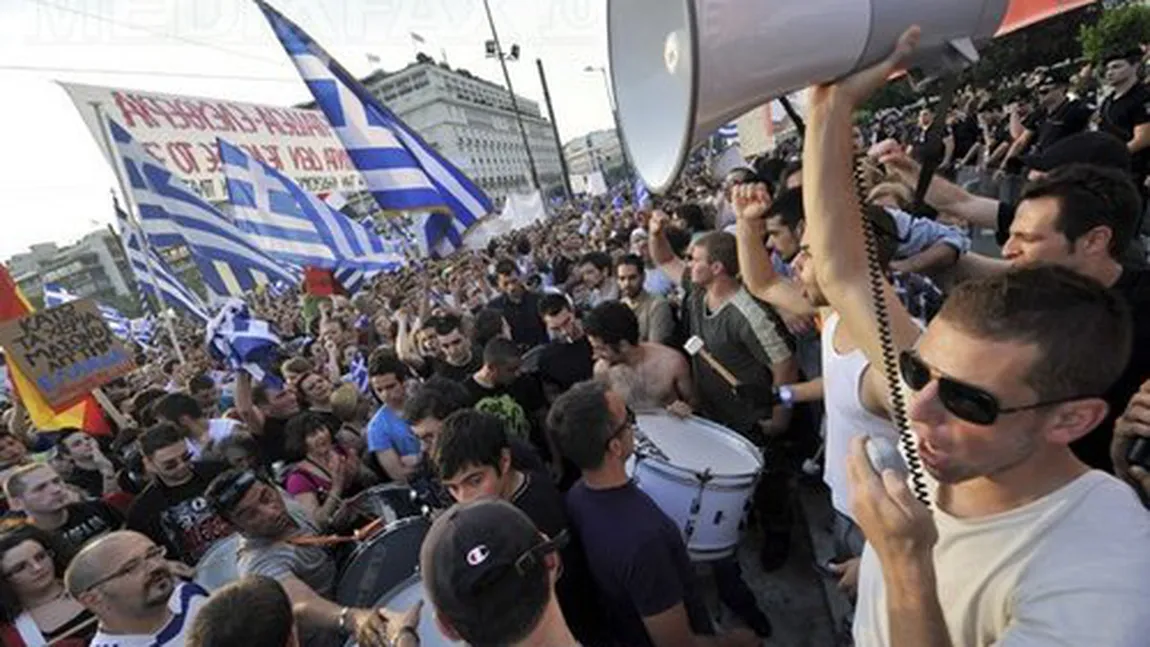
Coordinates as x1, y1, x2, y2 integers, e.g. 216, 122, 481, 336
898, 351, 1086, 426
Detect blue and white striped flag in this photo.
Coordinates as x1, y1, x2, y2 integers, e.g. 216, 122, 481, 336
206, 299, 283, 387
218, 138, 405, 274
114, 202, 211, 323
256, 1, 492, 254
347, 351, 369, 395
130, 316, 155, 348
107, 120, 300, 299
43, 285, 131, 340
634, 177, 652, 209
717, 123, 739, 141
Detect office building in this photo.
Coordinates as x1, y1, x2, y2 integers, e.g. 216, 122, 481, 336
7, 228, 136, 309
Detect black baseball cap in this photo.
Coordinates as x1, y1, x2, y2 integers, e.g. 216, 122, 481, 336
420, 499, 565, 640
1020, 132, 1131, 173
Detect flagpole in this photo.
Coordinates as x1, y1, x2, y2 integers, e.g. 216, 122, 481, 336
89, 101, 187, 366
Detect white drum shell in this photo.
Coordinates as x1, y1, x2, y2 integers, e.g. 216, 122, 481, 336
628, 413, 763, 560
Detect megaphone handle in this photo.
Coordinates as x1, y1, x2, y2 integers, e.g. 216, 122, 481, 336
698, 348, 740, 388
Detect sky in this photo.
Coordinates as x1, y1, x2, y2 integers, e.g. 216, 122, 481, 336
0, 0, 616, 262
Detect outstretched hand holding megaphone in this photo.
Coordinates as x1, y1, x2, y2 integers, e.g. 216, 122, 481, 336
808, 25, 921, 112
802, 24, 946, 640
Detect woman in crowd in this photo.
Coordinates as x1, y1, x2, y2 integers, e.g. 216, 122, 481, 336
281, 411, 365, 529
0, 526, 96, 646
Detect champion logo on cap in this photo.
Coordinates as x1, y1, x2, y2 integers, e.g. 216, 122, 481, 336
466, 545, 490, 566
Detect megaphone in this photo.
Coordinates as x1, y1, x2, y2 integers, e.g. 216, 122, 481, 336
608, 0, 1075, 192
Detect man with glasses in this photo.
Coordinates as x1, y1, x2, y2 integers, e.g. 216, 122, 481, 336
125, 424, 232, 565
204, 469, 402, 647
1002, 73, 1092, 169
65, 530, 208, 647
805, 30, 1150, 646
550, 381, 761, 647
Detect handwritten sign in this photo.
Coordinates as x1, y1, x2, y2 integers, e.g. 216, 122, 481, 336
0, 299, 135, 408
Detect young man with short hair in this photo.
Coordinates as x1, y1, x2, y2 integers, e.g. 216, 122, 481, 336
125, 423, 232, 565
490, 260, 548, 349
550, 381, 759, 647
804, 30, 1150, 645
4, 462, 122, 556
56, 430, 119, 498
420, 499, 580, 647
187, 575, 300, 647
536, 294, 594, 399
616, 253, 676, 346
152, 393, 243, 460
366, 350, 421, 483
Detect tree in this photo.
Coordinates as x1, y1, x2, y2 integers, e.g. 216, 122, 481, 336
1079, 3, 1150, 63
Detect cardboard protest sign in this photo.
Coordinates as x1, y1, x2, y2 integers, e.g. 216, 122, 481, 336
0, 299, 135, 409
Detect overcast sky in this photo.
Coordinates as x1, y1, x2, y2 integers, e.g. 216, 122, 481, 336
0, 0, 615, 261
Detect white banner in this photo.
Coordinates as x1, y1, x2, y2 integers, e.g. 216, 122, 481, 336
61, 82, 366, 203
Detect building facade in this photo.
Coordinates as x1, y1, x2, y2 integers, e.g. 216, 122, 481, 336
8, 228, 136, 311
347, 58, 564, 200
563, 128, 625, 177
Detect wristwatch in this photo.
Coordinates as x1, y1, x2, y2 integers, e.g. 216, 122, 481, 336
776, 385, 795, 408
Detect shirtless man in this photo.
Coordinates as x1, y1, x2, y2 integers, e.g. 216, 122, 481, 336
583, 301, 695, 415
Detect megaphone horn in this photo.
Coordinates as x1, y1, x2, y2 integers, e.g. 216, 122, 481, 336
609, 0, 1027, 193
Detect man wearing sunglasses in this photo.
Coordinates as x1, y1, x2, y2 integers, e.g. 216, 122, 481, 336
65, 530, 208, 647
125, 424, 232, 566
805, 28, 1150, 647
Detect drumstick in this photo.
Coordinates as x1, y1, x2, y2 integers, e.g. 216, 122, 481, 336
683, 336, 741, 388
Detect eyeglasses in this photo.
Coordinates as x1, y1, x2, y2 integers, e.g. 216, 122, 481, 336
2, 549, 53, 579
899, 351, 1088, 426
605, 407, 637, 450
78, 545, 167, 592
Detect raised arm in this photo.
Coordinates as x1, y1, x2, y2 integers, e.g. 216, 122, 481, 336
732, 184, 815, 319
872, 141, 1000, 229
648, 211, 687, 287
803, 30, 924, 419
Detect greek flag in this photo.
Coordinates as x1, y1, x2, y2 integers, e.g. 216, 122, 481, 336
634, 177, 652, 208
347, 351, 369, 394
130, 316, 155, 348
206, 299, 283, 387
218, 139, 405, 273
107, 120, 300, 298
43, 285, 131, 340
114, 202, 210, 323
717, 123, 739, 141
256, 1, 492, 254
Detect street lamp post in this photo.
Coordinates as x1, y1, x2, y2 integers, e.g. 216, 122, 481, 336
584, 65, 633, 180
482, 0, 541, 192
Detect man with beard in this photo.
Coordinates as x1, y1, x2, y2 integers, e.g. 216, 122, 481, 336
66, 531, 209, 647
584, 301, 694, 415
205, 470, 405, 647
616, 254, 676, 346
4, 463, 122, 558
125, 424, 232, 565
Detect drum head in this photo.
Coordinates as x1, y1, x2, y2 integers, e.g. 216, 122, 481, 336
636, 412, 762, 476
336, 516, 431, 608
331, 484, 422, 535
194, 534, 241, 592
344, 574, 455, 647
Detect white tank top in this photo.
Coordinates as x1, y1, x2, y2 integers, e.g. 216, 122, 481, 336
821, 312, 901, 518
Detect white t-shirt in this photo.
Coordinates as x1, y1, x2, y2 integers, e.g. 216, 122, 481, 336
90, 581, 208, 647
853, 471, 1150, 647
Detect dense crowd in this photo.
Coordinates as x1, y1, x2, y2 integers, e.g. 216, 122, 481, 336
4, 29, 1150, 647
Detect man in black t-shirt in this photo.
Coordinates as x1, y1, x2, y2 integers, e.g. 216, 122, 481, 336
126, 423, 233, 565
1099, 50, 1150, 190
432, 409, 609, 645
1004, 75, 1092, 165
236, 372, 301, 467
551, 382, 760, 647
489, 260, 549, 350
3, 463, 123, 557
535, 294, 594, 400
57, 430, 119, 499
465, 338, 552, 464
410, 315, 483, 383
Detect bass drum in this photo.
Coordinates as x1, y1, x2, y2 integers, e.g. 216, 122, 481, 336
336, 516, 430, 608
194, 534, 241, 592
330, 484, 423, 535
344, 574, 456, 646
627, 411, 763, 561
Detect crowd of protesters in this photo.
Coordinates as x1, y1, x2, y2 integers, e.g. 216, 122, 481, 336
3, 32, 1150, 647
